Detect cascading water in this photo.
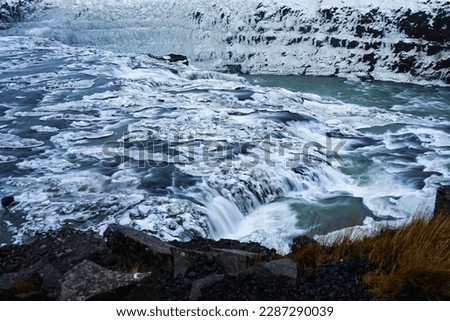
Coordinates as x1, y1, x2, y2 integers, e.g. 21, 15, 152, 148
0, 1, 449, 253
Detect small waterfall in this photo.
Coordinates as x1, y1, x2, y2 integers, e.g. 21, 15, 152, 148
184, 159, 353, 243
188, 183, 245, 238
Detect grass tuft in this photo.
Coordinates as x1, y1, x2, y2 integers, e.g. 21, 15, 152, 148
289, 213, 450, 300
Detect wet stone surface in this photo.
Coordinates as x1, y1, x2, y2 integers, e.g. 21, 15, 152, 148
0, 226, 377, 300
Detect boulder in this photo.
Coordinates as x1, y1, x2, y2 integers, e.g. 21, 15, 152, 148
0, 271, 43, 300
59, 260, 153, 300
0, 228, 110, 275
184, 252, 223, 279
290, 235, 319, 253
0, 260, 62, 300
171, 247, 203, 278
434, 186, 450, 215
170, 238, 279, 260
241, 259, 297, 282
189, 274, 224, 300
1, 195, 14, 208
104, 225, 173, 273
164, 54, 189, 66
211, 248, 261, 274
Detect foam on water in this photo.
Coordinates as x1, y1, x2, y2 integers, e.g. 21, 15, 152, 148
0, 133, 45, 149
219, 200, 307, 254
0, 36, 449, 253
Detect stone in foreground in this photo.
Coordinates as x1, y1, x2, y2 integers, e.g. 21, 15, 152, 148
104, 224, 173, 272
1, 195, 14, 208
241, 259, 297, 281
435, 186, 450, 215
60, 260, 153, 300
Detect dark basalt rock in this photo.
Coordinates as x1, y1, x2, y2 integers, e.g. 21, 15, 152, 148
59, 260, 154, 300
394, 41, 416, 54
307, 257, 377, 300
0, 228, 110, 275
265, 35, 277, 44
362, 52, 377, 72
0, 1, 24, 23
398, 9, 450, 44
171, 247, 202, 278
0, 269, 45, 300
184, 252, 224, 279
222, 64, 243, 74
347, 40, 359, 49
320, 8, 337, 23
0, 225, 379, 301
239, 259, 297, 282
434, 186, 450, 215
279, 6, 291, 19
104, 224, 174, 273
200, 257, 376, 301
392, 56, 417, 73
354, 25, 366, 37
330, 37, 341, 48
0, 228, 111, 299
189, 274, 224, 300
359, 8, 379, 24
287, 37, 302, 45
291, 235, 319, 253
434, 59, 450, 70
298, 25, 311, 33
364, 41, 381, 50
192, 11, 203, 23
164, 54, 189, 66
1, 196, 14, 208
215, 4, 448, 84
169, 237, 279, 260
147, 53, 189, 66
427, 45, 442, 56
211, 248, 261, 274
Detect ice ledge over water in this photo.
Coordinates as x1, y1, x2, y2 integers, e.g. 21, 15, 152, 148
2, 0, 449, 85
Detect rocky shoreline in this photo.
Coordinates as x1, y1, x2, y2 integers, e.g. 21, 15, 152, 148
0, 225, 375, 300
1, 186, 448, 300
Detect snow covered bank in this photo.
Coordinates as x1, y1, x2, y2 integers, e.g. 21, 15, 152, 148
1, 0, 449, 85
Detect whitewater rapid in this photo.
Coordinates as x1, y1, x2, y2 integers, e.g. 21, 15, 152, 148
0, 36, 449, 253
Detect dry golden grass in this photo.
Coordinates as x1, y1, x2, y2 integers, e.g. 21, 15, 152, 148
289, 213, 450, 300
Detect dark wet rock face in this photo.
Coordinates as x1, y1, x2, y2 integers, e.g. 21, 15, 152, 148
104, 224, 174, 273
59, 260, 154, 300
291, 235, 319, 253
211, 248, 260, 274
435, 185, 450, 215
147, 53, 189, 66
165, 54, 189, 66
0, 228, 111, 299
1, 196, 14, 208
0, 0, 39, 29
201, 257, 376, 301
0, 226, 377, 301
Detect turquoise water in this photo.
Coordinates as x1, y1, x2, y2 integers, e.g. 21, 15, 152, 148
0, 37, 449, 252
245, 75, 450, 120
244, 74, 450, 237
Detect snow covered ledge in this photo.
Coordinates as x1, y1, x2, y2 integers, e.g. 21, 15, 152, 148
1, 0, 449, 85
191, 0, 450, 85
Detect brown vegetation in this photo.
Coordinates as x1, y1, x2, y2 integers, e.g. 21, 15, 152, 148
289, 213, 450, 300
